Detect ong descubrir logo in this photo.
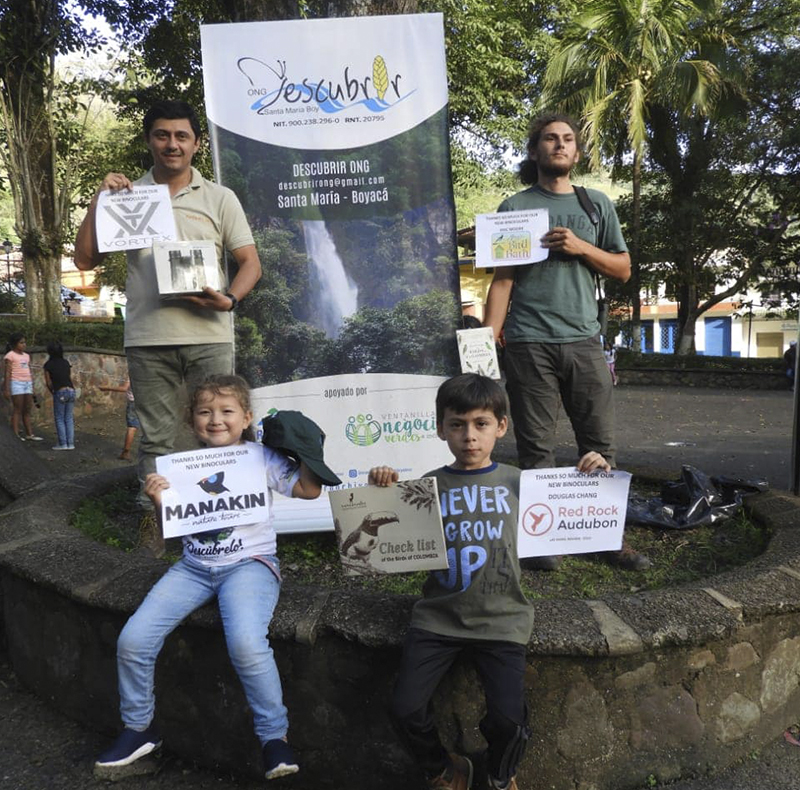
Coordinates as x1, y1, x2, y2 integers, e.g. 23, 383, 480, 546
237, 55, 415, 117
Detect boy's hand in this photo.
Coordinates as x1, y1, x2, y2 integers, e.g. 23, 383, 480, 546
144, 473, 170, 507
368, 466, 399, 486
576, 452, 611, 474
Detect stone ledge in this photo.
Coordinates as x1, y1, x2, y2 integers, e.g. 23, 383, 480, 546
618, 367, 787, 390
2, 467, 800, 789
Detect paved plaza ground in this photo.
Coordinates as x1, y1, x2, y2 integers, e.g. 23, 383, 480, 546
2, 383, 800, 788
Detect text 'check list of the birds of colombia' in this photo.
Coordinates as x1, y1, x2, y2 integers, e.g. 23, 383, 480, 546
156, 443, 270, 539
517, 469, 632, 557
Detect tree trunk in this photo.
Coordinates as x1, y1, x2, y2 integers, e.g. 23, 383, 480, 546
629, 149, 642, 353
676, 309, 697, 354
0, 1, 65, 324
676, 280, 698, 355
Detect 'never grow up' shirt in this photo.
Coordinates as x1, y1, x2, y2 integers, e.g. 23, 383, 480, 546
411, 462, 534, 645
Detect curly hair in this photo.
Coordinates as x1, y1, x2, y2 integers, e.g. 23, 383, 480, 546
518, 113, 582, 185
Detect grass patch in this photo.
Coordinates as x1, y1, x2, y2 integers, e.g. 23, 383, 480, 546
519, 509, 771, 601
72, 482, 771, 600
71, 480, 140, 551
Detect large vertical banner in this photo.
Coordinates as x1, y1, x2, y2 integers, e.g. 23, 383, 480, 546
201, 14, 460, 531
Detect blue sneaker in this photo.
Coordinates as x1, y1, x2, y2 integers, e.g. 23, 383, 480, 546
95, 725, 162, 768
263, 738, 299, 779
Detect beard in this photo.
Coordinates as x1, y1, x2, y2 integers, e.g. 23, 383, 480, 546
536, 157, 575, 178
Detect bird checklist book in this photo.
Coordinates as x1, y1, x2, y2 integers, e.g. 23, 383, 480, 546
155, 443, 270, 538
328, 478, 448, 576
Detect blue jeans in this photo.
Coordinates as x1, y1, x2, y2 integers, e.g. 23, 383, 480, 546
117, 557, 288, 743
53, 388, 75, 447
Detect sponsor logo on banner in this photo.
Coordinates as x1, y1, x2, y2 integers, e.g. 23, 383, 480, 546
345, 411, 438, 446
346, 413, 382, 446
201, 16, 448, 150
237, 54, 415, 119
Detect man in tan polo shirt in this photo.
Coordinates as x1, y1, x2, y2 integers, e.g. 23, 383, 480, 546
75, 100, 261, 551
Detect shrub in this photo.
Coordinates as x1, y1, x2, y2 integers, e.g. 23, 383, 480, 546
0, 318, 124, 351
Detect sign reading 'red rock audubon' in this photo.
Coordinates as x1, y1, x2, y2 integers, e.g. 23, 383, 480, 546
517, 468, 632, 558
201, 15, 460, 533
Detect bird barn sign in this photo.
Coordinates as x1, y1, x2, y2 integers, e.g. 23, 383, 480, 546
329, 478, 447, 576
155, 443, 271, 539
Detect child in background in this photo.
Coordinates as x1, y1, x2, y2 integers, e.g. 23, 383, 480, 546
3, 332, 43, 441
43, 341, 76, 450
99, 379, 139, 460
369, 373, 609, 790
94, 374, 325, 780
603, 340, 617, 386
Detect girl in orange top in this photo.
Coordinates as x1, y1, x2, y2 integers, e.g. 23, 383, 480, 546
3, 332, 43, 441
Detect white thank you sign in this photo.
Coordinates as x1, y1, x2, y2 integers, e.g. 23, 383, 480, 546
517, 468, 631, 557
156, 443, 269, 539
95, 185, 177, 252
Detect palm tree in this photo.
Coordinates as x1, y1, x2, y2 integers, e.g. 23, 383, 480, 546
541, 0, 731, 353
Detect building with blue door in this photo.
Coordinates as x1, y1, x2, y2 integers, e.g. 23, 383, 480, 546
635, 287, 794, 358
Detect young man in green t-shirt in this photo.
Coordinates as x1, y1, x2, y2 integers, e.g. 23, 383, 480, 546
370, 374, 609, 790
483, 113, 648, 571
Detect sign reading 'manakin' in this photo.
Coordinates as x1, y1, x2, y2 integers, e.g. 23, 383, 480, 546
164, 491, 267, 522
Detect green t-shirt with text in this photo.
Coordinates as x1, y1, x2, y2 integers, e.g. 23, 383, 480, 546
498, 185, 627, 343
411, 463, 534, 645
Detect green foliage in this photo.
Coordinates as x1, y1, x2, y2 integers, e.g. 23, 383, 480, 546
93, 252, 128, 293
71, 483, 139, 551
0, 0, 166, 322
419, 0, 557, 158
543, 0, 735, 166
0, 290, 24, 314
542, 0, 800, 354
0, 318, 124, 351
333, 291, 461, 377
279, 534, 338, 569
616, 349, 783, 371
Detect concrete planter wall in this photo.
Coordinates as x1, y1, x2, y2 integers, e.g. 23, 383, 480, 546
2, 469, 800, 788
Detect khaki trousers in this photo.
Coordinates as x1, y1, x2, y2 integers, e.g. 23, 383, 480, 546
504, 336, 616, 469
126, 343, 234, 489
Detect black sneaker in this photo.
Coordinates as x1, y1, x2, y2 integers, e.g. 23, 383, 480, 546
263, 738, 299, 779
95, 725, 162, 768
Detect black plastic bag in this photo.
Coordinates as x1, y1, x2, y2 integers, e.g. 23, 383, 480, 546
626, 465, 767, 529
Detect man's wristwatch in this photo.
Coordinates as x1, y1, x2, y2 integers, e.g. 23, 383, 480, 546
225, 292, 239, 311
